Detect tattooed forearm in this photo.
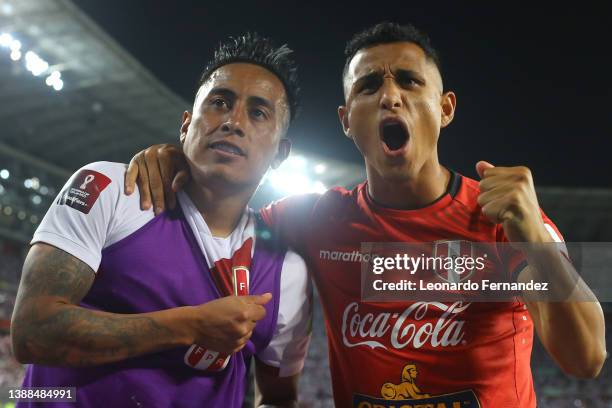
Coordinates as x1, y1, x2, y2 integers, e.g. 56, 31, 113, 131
11, 244, 190, 367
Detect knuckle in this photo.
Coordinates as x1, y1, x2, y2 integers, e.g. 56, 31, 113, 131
158, 148, 170, 160
508, 192, 521, 205
144, 147, 155, 158
517, 166, 531, 180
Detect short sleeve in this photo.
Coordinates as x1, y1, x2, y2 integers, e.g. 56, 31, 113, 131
499, 209, 566, 281
31, 162, 125, 271
259, 193, 320, 251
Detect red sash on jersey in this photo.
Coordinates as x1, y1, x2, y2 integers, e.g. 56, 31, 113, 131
184, 238, 253, 371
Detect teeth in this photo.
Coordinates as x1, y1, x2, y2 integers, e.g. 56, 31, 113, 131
212, 143, 242, 156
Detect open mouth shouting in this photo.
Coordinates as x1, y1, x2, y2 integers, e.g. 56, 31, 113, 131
379, 117, 409, 157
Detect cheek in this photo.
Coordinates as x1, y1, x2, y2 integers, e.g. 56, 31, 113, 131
348, 98, 379, 137
412, 96, 442, 129
246, 128, 281, 169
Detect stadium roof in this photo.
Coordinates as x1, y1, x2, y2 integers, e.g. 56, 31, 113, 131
0, 0, 188, 177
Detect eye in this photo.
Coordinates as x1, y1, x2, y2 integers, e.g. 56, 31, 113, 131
250, 108, 268, 120
396, 73, 421, 88
211, 97, 228, 108
359, 77, 382, 94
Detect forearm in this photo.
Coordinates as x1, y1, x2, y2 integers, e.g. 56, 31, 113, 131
531, 300, 605, 377
523, 247, 607, 377
254, 363, 299, 408
12, 301, 194, 367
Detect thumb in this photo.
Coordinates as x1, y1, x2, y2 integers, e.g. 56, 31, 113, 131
246, 293, 272, 305
476, 160, 495, 179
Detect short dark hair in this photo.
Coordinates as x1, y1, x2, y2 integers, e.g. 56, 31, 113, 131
343, 22, 442, 80
198, 32, 300, 121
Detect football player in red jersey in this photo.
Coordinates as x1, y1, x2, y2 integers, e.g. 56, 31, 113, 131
126, 22, 606, 407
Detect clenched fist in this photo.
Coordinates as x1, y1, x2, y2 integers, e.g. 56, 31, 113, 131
187, 293, 272, 354
476, 161, 549, 245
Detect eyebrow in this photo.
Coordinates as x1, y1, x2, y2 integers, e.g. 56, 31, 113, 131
393, 68, 423, 79
248, 95, 275, 113
208, 87, 275, 113
208, 87, 236, 99
353, 67, 424, 88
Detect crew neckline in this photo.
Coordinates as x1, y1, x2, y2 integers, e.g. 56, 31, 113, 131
361, 170, 462, 218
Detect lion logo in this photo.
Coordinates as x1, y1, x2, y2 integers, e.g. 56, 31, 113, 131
381, 364, 430, 400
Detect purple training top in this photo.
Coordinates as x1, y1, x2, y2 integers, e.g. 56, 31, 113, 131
19, 209, 284, 408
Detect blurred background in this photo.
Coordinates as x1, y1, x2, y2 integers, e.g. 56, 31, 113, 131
0, 1, 611, 407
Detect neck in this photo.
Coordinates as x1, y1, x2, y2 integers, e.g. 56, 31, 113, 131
367, 161, 450, 209
185, 179, 254, 237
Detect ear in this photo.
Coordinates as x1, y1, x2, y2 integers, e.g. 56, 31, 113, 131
338, 105, 351, 139
179, 111, 192, 144
440, 91, 456, 128
271, 138, 291, 169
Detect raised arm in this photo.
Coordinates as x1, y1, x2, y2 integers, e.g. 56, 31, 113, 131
124, 144, 190, 214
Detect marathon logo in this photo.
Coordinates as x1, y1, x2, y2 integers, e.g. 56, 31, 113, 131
57, 170, 111, 214
353, 389, 480, 408
319, 249, 373, 262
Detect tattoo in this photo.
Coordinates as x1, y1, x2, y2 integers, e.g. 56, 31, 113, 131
11, 244, 175, 367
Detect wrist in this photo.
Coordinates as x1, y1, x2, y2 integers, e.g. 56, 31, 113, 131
163, 306, 199, 346
522, 221, 551, 244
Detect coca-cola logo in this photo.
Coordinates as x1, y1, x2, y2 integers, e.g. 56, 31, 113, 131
341, 301, 470, 350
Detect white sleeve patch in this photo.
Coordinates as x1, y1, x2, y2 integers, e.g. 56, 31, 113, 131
544, 223, 563, 243
544, 223, 568, 255
257, 250, 312, 377
31, 161, 154, 271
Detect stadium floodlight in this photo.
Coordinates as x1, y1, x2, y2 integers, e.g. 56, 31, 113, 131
314, 163, 327, 174
0, 33, 13, 47
284, 155, 307, 169
0, 169, 9, 179
2, 34, 64, 89
267, 170, 327, 195
32, 195, 42, 205
24, 179, 33, 189
46, 70, 63, 91
25, 51, 49, 76
313, 181, 327, 194
52, 79, 64, 91
30, 215, 39, 224
1, 3, 13, 15
17, 211, 26, 220
264, 154, 330, 194
268, 171, 311, 195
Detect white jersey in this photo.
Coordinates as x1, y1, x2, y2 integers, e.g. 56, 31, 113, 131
32, 161, 312, 377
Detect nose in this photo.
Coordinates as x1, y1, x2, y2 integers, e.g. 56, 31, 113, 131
220, 122, 244, 137
220, 109, 245, 137
379, 78, 402, 111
